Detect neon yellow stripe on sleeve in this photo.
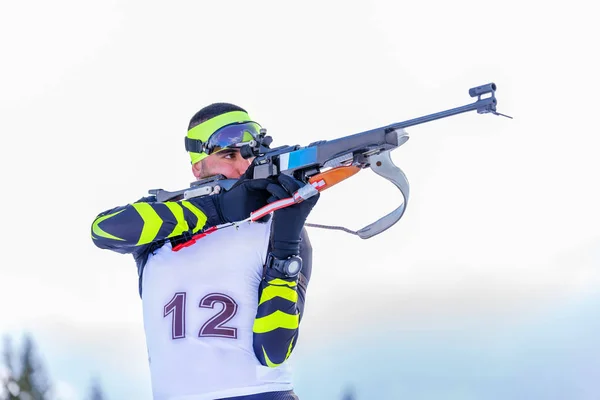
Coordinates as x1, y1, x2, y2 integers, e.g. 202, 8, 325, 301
165, 202, 190, 238
253, 310, 299, 334
261, 339, 295, 367
132, 203, 163, 245
92, 210, 126, 241
266, 279, 297, 287
258, 285, 298, 306
181, 201, 208, 233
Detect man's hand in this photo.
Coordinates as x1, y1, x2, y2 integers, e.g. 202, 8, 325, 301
266, 174, 320, 259
209, 162, 274, 224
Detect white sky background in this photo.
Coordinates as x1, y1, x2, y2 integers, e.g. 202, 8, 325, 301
1, 0, 599, 397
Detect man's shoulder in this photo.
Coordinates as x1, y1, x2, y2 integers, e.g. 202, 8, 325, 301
136, 195, 157, 203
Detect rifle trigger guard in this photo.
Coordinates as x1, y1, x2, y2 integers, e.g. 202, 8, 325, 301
355, 130, 410, 239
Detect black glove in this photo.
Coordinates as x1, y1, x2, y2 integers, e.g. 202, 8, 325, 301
191, 162, 275, 226
266, 174, 320, 259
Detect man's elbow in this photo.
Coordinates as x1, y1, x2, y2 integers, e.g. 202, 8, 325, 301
253, 340, 273, 368
253, 341, 284, 368
91, 218, 105, 249
252, 332, 297, 368
90, 224, 130, 254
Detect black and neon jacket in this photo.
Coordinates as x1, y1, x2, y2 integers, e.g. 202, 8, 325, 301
91, 195, 312, 368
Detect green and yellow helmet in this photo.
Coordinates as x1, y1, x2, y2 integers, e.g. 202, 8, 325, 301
184, 110, 261, 164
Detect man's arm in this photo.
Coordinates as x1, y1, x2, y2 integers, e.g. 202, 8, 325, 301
91, 166, 279, 254
252, 227, 313, 367
91, 195, 221, 254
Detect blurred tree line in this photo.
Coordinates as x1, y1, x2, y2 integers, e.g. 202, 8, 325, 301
340, 385, 357, 400
1, 331, 358, 400
1, 332, 106, 400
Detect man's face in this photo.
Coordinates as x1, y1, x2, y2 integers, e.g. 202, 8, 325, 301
196, 149, 252, 179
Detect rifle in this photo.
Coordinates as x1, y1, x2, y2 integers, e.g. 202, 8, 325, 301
150, 83, 511, 246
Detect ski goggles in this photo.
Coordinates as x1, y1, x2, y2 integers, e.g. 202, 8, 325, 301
185, 111, 261, 164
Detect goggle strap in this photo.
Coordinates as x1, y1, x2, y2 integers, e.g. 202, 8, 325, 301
185, 136, 205, 153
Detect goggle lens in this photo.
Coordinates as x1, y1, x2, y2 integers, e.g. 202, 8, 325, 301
206, 122, 260, 155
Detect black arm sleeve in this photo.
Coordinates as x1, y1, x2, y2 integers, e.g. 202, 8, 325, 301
252, 227, 313, 367
91, 195, 222, 254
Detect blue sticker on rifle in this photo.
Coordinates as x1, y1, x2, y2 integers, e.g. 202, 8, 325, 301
279, 147, 318, 171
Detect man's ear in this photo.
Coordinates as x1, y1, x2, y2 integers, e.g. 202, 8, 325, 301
192, 161, 202, 179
